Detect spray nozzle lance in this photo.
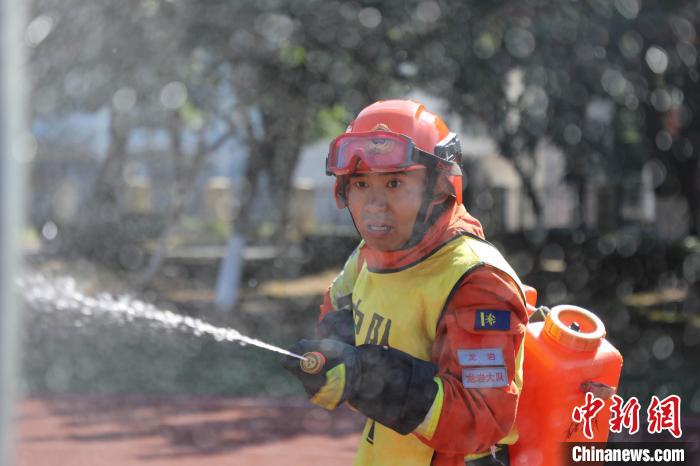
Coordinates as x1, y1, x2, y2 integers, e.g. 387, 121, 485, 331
284, 350, 309, 361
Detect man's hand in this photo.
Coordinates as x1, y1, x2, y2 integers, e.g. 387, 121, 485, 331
282, 340, 439, 435
281, 339, 360, 410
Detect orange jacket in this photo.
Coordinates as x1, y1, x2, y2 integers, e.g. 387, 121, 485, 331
319, 202, 528, 465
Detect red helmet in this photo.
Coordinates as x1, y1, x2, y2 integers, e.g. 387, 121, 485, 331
328, 99, 462, 208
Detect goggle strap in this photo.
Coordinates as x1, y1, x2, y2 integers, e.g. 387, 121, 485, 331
415, 150, 463, 176
434, 132, 462, 164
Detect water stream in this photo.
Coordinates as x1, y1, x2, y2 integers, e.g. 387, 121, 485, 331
19, 273, 307, 361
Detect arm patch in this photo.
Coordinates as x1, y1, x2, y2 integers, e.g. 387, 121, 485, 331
462, 367, 509, 388
474, 309, 510, 330
457, 348, 505, 367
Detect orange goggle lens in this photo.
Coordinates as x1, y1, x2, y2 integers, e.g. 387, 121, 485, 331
326, 131, 418, 175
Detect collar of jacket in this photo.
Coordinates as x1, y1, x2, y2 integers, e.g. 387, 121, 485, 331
360, 201, 486, 272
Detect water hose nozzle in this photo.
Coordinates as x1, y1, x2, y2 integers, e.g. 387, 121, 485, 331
299, 352, 326, 374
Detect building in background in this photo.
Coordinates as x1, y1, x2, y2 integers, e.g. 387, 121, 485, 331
30, 110, 665, 248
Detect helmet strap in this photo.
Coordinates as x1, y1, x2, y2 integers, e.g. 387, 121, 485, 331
400, 170, 445, 249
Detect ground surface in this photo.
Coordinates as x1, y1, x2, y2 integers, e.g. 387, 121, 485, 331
15, 396, 700, 466
14, 396, 365, 466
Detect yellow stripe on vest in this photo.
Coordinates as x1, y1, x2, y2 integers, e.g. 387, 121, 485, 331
414, 377, 444, 440
309, 364, 346, 411
329, 243, 363, 310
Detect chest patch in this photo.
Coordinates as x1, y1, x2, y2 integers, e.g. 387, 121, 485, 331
474, 309, 510, 331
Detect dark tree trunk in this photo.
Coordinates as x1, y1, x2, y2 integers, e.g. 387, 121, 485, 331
268, 103, 308, 247
137, 114, 235, 287
498, 137, 544, 227
68, 109, 130, 261
87, 109, 129, 223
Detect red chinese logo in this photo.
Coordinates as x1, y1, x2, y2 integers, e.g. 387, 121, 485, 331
647, 395, 682, 438
571, 392, 605, 439
609, 395, 641, 435
571, 393, 683, 439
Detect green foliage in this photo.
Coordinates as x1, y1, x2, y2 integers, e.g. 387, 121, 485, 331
179, 102, 205, 131
308, 104, 352, 141
279, 45, 307, 68
179, 216, 230, 245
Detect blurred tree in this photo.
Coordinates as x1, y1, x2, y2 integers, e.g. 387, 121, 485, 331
180, 0, 403, 310
31, 0, 182, 218
28, 0, 700, 299
420, 0, 699, 236
29, 0, 239, 271
632, 2, 700, 236
182, 0, 403, 244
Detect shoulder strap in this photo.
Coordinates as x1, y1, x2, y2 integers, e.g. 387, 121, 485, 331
462, 236, 527, 305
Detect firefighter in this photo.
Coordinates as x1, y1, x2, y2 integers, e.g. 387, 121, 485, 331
282, 99, 528, 466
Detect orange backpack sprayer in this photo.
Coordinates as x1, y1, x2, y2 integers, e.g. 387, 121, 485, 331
511, 288, 624, 466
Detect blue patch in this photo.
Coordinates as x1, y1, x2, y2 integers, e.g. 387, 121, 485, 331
474, 310, 510, 331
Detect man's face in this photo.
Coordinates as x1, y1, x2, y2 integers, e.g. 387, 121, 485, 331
346, 169, 426, 251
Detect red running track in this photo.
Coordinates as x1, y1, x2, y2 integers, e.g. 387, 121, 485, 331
13, 396, 365, 466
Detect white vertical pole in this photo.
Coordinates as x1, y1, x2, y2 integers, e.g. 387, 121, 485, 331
1, 0, 27, 462
214, 234, 245, 313
214, 106, 261, 314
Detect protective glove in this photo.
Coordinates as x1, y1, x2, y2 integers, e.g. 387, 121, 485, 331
281, 338, 360, 410
316, 309, 355, 344
282, 339, 439, 435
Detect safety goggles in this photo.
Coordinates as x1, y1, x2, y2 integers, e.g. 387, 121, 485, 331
326, 131, 462, 176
